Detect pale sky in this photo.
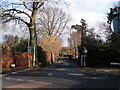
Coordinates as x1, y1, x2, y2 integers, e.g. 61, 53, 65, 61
60, 0, 119, 46
64, 0, 119, 26
1, 0, 119, 46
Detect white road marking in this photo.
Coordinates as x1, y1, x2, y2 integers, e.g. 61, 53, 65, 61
92, 77, 97, 79
17, 79, 24, 81
27, 80, 35, 82
82, 70, 86, 71
92, 76, 107, 79
6, 77, 10, 79
0, 74, 7, 77
68, 73, 84, 76
11, 72, 18, 74
4, 77, 35, 82
48, 73, 53, 75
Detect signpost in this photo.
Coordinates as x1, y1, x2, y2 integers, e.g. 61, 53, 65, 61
27, 39, 31, 67
81, 47, 88, 67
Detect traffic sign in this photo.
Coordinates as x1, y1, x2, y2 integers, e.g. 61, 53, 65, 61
27, 46, 31, 53
83, 47, 88, 53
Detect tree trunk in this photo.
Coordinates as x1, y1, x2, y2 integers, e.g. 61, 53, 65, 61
28, 3, 39, 67
51, 52, 54, 64
75, 47, 76, 60
28, 25, 38, 67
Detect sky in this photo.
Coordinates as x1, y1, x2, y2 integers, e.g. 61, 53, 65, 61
60, 0, 119, 46
1, 0, 119, 46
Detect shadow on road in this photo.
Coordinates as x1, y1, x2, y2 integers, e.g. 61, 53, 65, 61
2, 57, 119, 88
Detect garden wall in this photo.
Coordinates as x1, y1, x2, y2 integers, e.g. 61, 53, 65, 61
2, 49, 33, 68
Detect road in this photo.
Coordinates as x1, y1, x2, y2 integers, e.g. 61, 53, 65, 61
2, 57, 120, 89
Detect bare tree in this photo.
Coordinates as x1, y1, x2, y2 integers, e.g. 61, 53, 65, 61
2, 1, 47, 66
36, 7, 70, 63
39, 34, 62, 64
68, 31, 81, 59
37, 7, 70, 38
2, 1, 66, 66
3, 34, 14, 50
96, 21, 112, 42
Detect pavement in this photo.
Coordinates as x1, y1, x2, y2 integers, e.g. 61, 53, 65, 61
1, 57, 120, 89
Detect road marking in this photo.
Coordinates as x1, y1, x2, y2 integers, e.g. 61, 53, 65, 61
92, 77, 97, 79
27, 80, 35, 82
0, 74, 7, 77
92, 76, 108, 79
48, 73, 53, 76
68, 73, 84, 76
17, 71, 23, 73
11, 72, 18, 74
4, 77, 35, 82
6, 77, 10, 79
82, 70, 86, 71
17, 79, 24, 81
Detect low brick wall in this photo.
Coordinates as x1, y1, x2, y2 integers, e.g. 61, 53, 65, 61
15, 52, 33, 68
2, 49, 14, 68
2, 49, 33, 68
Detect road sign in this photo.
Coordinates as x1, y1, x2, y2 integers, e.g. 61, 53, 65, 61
111, 10, 120, 34
27, 46, 31, 53
83, 47, 88, 53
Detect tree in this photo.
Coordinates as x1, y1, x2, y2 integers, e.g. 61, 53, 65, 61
96, 21, 112, 42
39, 35, 62, 54
70, 23, 86, 60
71, 24, 82, 45
68, 31, 81, 59
37, 7, 70, 63
2, 1, 46, 66
107, 1, 120, 24
2, 1, 66, 66
10, 38, 28, 53
38, 34, 62, 64
3, 34, 20, 50
108, 33, 120, 49
37, 7, 70, 38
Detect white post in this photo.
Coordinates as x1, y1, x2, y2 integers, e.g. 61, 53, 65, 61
33, 44, 36, 66
84, 55, 86, 67
81, 55, 83, 66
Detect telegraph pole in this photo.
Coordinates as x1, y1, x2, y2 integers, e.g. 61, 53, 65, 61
80, 19, 85, 46
80, 19, 85, 67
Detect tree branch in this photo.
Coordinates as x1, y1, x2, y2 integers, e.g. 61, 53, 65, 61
23, 2, 32, 11
37, 2, 44, 8
5, 9, 32, 19
3, 13, 30, 25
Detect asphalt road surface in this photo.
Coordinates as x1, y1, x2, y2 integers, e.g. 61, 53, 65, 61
2, 57, 120, 89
